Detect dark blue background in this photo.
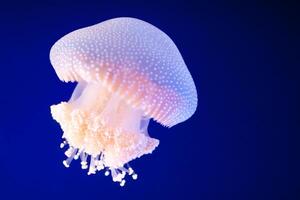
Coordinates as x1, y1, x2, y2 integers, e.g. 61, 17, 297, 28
0, 0, 295, 199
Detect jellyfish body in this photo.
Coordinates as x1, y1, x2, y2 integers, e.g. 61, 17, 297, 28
50, 17, 197, 186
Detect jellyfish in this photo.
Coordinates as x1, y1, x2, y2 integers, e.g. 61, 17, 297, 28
50, 17, 197, 186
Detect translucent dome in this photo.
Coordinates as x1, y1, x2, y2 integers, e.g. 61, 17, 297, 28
50, 17, 197, 127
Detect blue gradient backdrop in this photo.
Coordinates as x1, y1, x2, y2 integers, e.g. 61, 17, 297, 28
0, 1, 293, 200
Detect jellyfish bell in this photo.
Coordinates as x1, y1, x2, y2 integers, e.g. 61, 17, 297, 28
50, 17, 197, 186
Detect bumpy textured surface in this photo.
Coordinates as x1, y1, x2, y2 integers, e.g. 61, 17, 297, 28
50, 17, 197, 127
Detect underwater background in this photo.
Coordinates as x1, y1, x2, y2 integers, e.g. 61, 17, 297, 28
0, 0, 295, 199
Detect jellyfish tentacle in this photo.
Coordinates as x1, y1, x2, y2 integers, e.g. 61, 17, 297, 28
51, 81, 158, 185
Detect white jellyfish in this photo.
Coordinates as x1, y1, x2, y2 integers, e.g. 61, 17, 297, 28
50, 17, 197, 186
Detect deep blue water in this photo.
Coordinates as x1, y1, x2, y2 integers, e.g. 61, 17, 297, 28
0, 1, 294, 200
